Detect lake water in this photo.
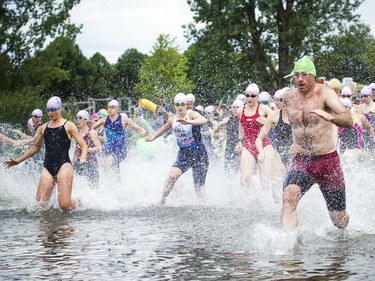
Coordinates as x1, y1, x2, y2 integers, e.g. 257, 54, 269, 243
1, 134, 375, 280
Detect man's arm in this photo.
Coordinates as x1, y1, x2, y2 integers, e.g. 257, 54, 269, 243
310, 89, 353, 128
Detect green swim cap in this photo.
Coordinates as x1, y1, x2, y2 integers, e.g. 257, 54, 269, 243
284, 56, 316, 78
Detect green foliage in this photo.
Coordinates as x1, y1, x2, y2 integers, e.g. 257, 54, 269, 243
87, 52, 117, 98
0, 53, 13, 90
0, 87, 45, 126
363, 40, 375, 79
115, 49, 146, 99
0, 0, 81, 65
134, 34, 194, 103
16, 36, 91, 100
315, 24, 374, 83
185, 38, 252, 105
186, 0, 365, 91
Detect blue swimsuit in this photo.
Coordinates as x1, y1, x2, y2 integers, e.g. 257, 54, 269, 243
172, 112, 209, 187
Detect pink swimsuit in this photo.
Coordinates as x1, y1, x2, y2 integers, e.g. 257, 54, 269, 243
240, 104, 271, 159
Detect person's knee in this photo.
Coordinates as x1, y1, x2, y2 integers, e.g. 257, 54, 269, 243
282, 185, 300, 207
59, 200, 73, 211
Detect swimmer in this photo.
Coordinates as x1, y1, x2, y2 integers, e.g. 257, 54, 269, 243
281, 56, 352, 231
91, 99, 147, 178
214, 99, 243, 176
146, 93, 209, 205
236, 83, 276, 199
3, 96, 88, 211
73, 110, 102, 189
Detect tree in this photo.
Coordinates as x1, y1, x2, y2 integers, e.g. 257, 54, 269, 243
134, 34, 194, 103
0, 53, 13, 90
315, 23, 374, 84
185, 38, 253, 105
0, 0, 81, 65
115, 48, 146, 99
88, 52, 117, 98
186, 0, 365, 90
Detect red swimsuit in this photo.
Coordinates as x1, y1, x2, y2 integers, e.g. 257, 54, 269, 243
240, 104, 271, 159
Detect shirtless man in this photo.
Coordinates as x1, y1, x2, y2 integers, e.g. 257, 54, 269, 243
282, 56, 353, 232
3, 96, 87, 211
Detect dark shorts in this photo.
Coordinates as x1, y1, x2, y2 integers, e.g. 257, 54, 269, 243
283, 151, 346, 212
173, 146, 209, 188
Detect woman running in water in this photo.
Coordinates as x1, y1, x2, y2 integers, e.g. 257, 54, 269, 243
146, 93, 209, 205
236, 83, 276, 200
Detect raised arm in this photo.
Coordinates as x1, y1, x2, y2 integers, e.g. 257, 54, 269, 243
90, 117, 106, 130
124, 117, 148, 136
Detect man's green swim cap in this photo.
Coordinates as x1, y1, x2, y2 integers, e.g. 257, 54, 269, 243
284, 56, 316, 78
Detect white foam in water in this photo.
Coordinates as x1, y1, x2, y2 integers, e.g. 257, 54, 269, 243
1, 121, 375, 247
252, 223, 298, 255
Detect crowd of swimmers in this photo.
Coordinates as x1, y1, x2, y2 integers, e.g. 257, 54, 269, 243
2, 56, 375, 232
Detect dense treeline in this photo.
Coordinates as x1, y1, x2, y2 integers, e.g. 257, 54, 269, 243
1, 0, 374, 126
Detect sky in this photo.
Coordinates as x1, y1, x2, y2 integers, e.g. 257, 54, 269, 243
70, 0, 375, 64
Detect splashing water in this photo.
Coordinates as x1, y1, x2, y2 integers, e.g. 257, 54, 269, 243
1, 122, 375, 279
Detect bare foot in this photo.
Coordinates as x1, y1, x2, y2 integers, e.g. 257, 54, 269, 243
150, 198, 165, 206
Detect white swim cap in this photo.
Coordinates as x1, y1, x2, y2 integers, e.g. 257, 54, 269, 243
195, 105, 204, 112
204, 105, 215, 114
270, 102, 277, 110
341, 86, 352, 96
46, 96, 62, 109
245, 83, 260, 95
186, 93, 196, 103
232, 99, 244, 108
369, 82, 375, 90
77, 110, 90, 121
174, 93, 187, 104
27, 117, 33, 127
340, 98, 353, 108
281, 87, 291, 94
258, 91, 271, 103
32, 109, 43, 118
236, 94, 246, 101
274, 89, 283, 100
361, 86, 372, 96
108, 99, 120, 108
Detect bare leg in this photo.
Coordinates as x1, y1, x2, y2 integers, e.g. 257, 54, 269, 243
56, 163, 77, 211
329, 210, 350, 229
36, 168, 56, 209
153, 167, 182, 205
258, 145, 275, 190
281, 184, 301, 232
239, 149, 257, 201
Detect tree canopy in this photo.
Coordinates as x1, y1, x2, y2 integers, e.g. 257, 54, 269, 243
0, 0, 81, 65
186, 0, 366, 92
134, 34, 194, 103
